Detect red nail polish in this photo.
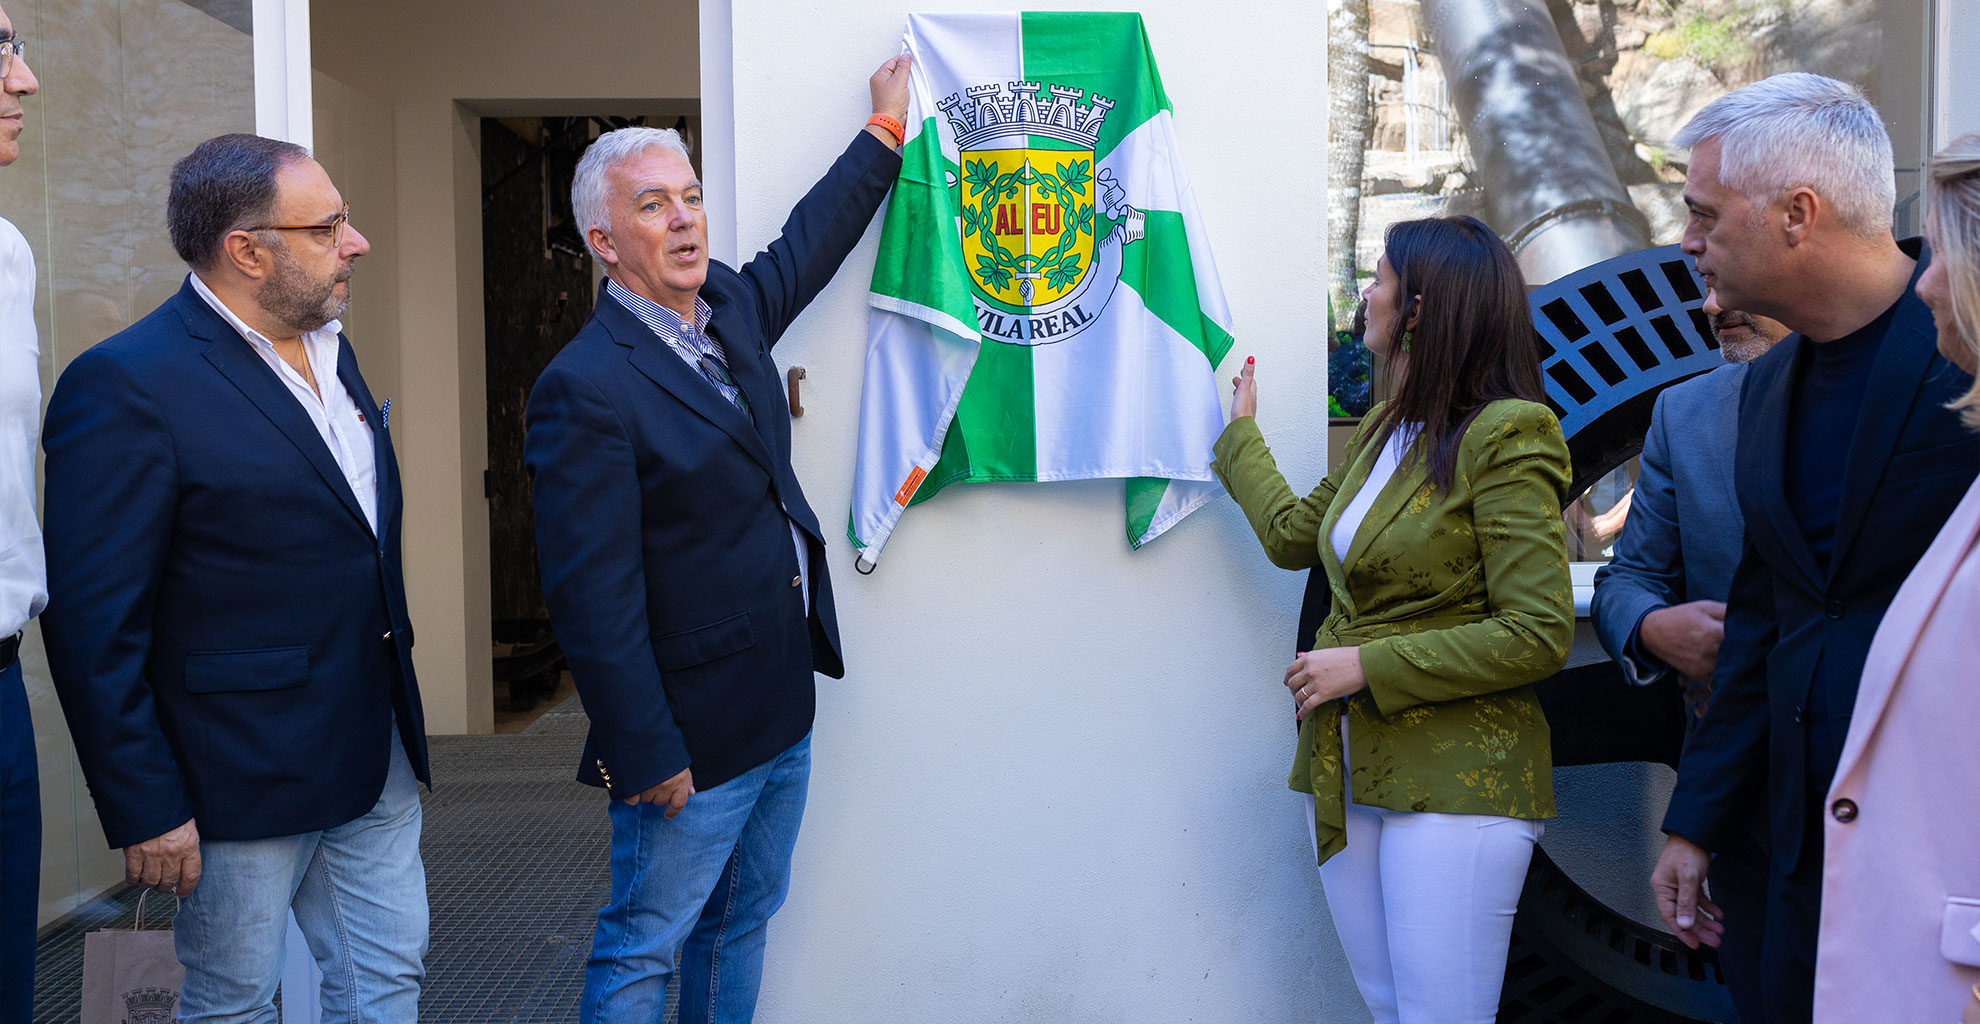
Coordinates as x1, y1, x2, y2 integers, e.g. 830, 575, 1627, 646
1246, 355, 1254, 364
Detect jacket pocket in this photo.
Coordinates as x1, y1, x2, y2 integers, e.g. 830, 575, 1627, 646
1942, 897, 1980, 967
1887, 436, 1980, 484
652, 612, 754, 672
183, 646, 310, 694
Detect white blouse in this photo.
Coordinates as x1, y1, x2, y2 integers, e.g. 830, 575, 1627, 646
1330, 424, 1420, 564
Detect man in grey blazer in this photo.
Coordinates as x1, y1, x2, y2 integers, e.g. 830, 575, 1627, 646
1591, 291, 1786, 1021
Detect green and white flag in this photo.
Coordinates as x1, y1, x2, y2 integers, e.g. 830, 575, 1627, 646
850, 12, 1234, 569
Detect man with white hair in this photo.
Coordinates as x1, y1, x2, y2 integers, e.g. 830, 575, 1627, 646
524, 56, 910, 1023
1648, 73, 1980, 1021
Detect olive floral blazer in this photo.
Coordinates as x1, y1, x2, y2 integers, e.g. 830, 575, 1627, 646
1213, 398, 1574, 865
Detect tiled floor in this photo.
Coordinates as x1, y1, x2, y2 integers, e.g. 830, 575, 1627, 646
32, 696, 676, 1023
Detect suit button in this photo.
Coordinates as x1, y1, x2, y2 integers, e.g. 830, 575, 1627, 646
1831, 798, 1858, 823
1825, 600, 1846, 619
790, 575, 802, 588
380, 630, 394, 642
1792, 705, 1804, 724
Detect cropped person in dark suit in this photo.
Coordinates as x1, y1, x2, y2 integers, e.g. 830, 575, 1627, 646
1648, 74, 1980, 1023
1591, 291, 1787, 1021
41, 134, 428, 1023
524, 56, 909, 1024
0, 10, 39, 1018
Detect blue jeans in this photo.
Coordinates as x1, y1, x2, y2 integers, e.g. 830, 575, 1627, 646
175, 734, 427, 1024
0, 658, 37, 1024
582, 733, 811, 1024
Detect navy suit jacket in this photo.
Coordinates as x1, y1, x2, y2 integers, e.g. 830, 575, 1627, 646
41, 278, 427, 848
524, 132, 900, 798
1591, 362, 1749, 683
1662, 245, 1980, 875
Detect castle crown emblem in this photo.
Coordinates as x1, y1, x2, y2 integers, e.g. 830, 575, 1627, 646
939, 81, 1114, 151
121, 986, 180, 1024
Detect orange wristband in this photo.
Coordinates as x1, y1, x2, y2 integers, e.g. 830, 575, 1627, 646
866, 114, 905, 147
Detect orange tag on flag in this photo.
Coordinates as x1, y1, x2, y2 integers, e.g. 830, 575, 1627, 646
894, 466, 928, 507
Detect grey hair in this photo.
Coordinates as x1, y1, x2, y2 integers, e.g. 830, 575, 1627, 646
1925, 132, 1980, 428
1674, 72, 1896, 238
571, 127, 694, 260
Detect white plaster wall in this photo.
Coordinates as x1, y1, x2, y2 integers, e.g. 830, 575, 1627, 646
721, 3, 1358, 1020
1942, 0, 1979, 143
311, 71, 401, 404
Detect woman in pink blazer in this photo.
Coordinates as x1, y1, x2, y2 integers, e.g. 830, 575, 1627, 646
1816, 133, 1980, 1023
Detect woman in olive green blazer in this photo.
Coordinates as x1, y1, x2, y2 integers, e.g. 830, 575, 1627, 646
1215, 216, 1573, 1024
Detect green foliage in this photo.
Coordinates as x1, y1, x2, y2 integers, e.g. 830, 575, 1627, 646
1646, 5, 1758, 69
1643, 144, 1674, 178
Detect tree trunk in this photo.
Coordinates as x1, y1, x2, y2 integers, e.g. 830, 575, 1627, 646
1327, 0, 1374, 336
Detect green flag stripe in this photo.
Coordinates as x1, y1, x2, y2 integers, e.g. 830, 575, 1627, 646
1125, 476, 1168, 544
1018, 12, 1169, 162
870, 120, 971, 318
1116, 210, 1235, 367
934, 338, 1037, 485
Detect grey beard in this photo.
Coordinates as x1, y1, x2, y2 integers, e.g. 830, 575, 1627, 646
258, 255, 348, 335
1718, 334, 1771, 365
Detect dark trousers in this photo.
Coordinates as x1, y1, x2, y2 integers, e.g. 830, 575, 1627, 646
0, 658, 38, 1024
1753, 797, 1828, 1024
1709, 828, 1770, 1024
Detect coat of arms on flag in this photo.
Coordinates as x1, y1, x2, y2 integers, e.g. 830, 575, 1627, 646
947, 83, 1145, 343
851, 12, 1232, 570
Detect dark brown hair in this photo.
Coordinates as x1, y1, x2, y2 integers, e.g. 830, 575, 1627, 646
167, 133, 311, 271
1363, 215, 1545, 492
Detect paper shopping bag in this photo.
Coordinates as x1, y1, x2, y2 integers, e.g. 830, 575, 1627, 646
80, 892, 184, 1024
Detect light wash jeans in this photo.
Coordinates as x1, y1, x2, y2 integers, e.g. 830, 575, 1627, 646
582, 733, 811, 1024
175, 734, 427, 1024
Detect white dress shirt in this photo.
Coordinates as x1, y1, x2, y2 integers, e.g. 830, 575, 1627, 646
605, 280, 810, 613
188, 273, 379, 534
0, 216, 45, 637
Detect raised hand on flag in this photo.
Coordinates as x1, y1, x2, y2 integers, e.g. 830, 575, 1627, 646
1231, 355, 1257, 421
869, 53, 911, 137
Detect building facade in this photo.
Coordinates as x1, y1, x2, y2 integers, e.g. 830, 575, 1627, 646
12, 0, 1971, 1018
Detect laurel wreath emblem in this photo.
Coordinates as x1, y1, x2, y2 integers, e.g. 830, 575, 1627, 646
959, 158, 1098, 294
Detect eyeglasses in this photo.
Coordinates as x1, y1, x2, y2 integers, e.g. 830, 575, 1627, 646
249, 203, 351, 248
0, 38, 25, 79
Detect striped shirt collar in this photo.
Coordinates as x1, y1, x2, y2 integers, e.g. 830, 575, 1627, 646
605, 279, 713, 358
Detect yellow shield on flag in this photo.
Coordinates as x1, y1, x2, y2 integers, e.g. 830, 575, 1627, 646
958, 147, 1098, 310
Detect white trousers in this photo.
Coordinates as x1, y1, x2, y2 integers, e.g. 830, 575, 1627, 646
1305, 764, 1541, 1023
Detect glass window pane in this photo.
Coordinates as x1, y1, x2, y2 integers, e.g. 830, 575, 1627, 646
0, 0, 256, 930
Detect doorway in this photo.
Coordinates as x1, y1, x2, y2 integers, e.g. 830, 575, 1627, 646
481, 111, 702, 730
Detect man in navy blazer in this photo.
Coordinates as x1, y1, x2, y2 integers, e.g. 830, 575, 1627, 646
42, 135, 428, 1022
525, 58, 909, 1023
1592, 293, 1786, 1021
1649, 76, 1980, 1022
